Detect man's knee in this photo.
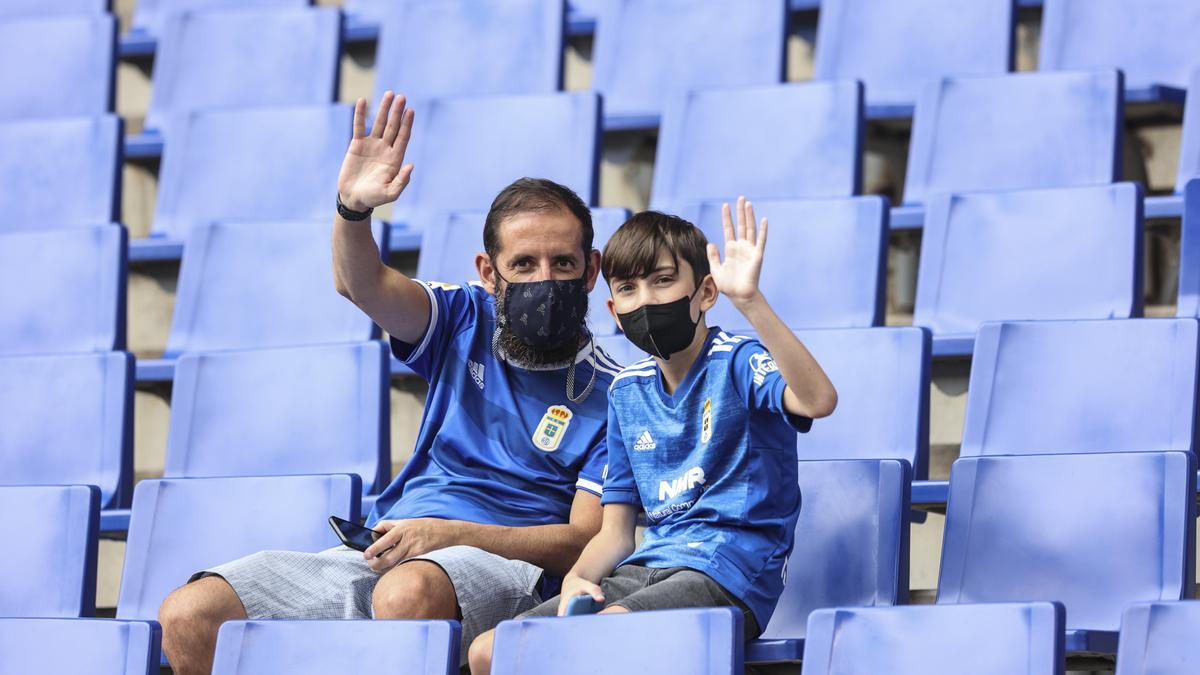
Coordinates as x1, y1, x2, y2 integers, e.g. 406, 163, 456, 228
159, 576, 245, 634
371, 561, 458, 619
467, 628, 496, 675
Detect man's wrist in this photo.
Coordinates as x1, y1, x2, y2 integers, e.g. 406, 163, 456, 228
336, 192, 373, 220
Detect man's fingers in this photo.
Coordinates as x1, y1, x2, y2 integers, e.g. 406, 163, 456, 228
371, 91, 394, 139
721, 202, 735, 245
352, 98, 367, 139
388, 164, 414, 198
393, 107, 415, 157
382, 95, 407, 146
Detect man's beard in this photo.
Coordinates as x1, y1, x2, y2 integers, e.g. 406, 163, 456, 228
494, 284, 590, 369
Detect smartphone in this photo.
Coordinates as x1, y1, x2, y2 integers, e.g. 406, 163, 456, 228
328, 516, 383, 553
565, 595, 601, 616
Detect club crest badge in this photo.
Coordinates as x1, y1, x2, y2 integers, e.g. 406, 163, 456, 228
533, 405, 573, 452
700, 398, 713, 443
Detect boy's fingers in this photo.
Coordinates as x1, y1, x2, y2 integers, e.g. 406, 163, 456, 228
758, 217, 768, 252
721, 203, 735, 245
745, 200, 757, 246
737, 196, 748, 242
706, 242, 721, 268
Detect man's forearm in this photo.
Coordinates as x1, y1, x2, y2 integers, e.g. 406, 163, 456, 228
332, 213, 386, 303
448, 520, 595, 577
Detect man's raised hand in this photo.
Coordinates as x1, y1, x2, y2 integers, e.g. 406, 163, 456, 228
706, 196, 768, 306
337, 91, 415, 213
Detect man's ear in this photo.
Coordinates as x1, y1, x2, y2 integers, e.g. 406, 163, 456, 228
476, 252, 498, 295
585, 249, 603, 292
696, 274, 719, 312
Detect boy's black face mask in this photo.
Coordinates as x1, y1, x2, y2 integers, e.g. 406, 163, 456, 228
617, 288, 701, 360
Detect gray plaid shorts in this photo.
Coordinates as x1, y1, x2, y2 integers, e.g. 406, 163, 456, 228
193, 544, 544, 659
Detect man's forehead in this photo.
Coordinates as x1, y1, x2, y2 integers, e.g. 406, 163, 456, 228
496, 209, 584, 256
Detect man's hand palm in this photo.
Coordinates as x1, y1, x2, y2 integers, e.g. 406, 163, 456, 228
337, 92, 415, 212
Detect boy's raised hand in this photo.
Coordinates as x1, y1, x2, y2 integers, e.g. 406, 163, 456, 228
337, 91, 415, 212
706, 196, 768, 306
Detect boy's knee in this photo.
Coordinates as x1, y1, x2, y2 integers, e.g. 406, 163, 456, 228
467, 629, 495, 675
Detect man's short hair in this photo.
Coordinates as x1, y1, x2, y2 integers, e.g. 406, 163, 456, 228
601, 211, 710, 288
483, 178, 593, 261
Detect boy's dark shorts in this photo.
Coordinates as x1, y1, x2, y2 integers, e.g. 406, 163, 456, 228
517, 564, 761, 639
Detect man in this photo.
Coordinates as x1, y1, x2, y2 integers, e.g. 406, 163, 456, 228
158, 91, 621, 674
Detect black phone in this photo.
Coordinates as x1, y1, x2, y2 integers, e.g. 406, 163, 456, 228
328, 516, 382, 553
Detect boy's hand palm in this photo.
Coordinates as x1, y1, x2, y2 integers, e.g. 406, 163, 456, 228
707, 197, 767, 304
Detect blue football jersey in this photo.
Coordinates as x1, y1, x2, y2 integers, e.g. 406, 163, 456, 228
601, 327, 809, 629
368, 281, 620, 532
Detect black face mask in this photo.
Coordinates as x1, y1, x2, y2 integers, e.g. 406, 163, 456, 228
617, 288, 701, 360
495, 269, 590, 351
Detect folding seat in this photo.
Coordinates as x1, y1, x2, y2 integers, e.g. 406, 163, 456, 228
0, 116, 122, 230
374, 0, 563, 103
116, 474, 360, 623
747, 459, 911, 663
651, 83, 863, 211
1176, 178, 1200, 315
0, 225, 127, 355
0, 14, 114, 120
591, 0, 787, 129
491, 607, 744, 674
1115, 602, 1200, 675
145, 7, 340, 139
0, 485, 99, 617
913, 183, 1142, 355
212, 620, 460, 675
802, 602, 1065, 675
1040, 0, 1200, 103
151, 105, 351, 241
960, 319, 1198, 458
677, 196, 886, 331
814, 0, 1014, 117
0, 618, 160, 675
0, 0, 109, 16
937, 451, 1196, 654
131, 0, 307, 39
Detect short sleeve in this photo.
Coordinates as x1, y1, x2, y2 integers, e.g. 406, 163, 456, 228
575, 432, 607, 497
599, 405, 640, 506
729, 340, 813, 433
389, 281, 478, 381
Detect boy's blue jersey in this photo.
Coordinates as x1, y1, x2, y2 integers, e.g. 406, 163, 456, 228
367, 281, 619, 531
601, 327, 809, 629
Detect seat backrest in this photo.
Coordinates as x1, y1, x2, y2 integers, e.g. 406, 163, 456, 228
592, 0, 786, 126
213, 620, 459, 675
152, 104, 351, 240
962, 319, 1199, 458
814, 0, 1014, 110
0, 619, 160, 675
146, 7, 340, 133
166, 342, 390, 494
801, 603, 1065, 675
117, 474, 360, 620
0, 15, 114, 120
1116, 602, 1200, 675
167, 220, 383, 354
763, 460, 910, 642
0, 116, 122, 230
1177, 70, 1200, 193
0, 485, 99, 617
0, 225, 127, 355
0, 0, 109, 16
678, 196, 885, 330
1040, 0, 1200, 92
0, 353, 132, 509
132, 0, 307, 37
904, 70, 1122, 204
938, 452, 1196, 632
375, 0, 562, 103
652, 83, 863, 208
492, 608, 743, 675
913, 183, 1142, 340
1177, 179, 1200, 316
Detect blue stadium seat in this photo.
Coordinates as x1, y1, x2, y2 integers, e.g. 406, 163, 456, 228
1116, 602, 1200, 675
152, 105, 351, 241
374, 0, 562, 103
0, 618, 160, 675
0, 225, 127, 356
0, 485, 99, 618
492, 607, 743, 674
962, 319, 1198, 458
1179, 73, 1200, 194
938, 451, 1196, 654
166, 342, 390, 494
131, 0, 308, 39
145, 7, 340, 137
213, 620, 460, 675
651, 83, 863, 210
747, 459, 911, 663
0, 15, 114, 120
166, 220, 384, 355
0, 116, 122, 229
678, 196, 885, 330
0, 0, 109, 16
814, 0, 1014, 118
802, 602, 1066, 675
0, 353, 133, 509
914, 184, 1142, 356
116, 474, 360, 622
1177, 180, 1200, 316
1040, 0, 1200, 103
591, 0, 787, 129
903, 70, 1122, 207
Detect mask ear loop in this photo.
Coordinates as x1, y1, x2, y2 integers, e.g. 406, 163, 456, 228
566, 332, 597, 403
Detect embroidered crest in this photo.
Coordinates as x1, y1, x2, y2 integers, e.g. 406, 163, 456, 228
700, 398, 713, 443
533, 405, 573, 452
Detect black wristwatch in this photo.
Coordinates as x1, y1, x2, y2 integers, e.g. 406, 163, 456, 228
336, 194, 373, 221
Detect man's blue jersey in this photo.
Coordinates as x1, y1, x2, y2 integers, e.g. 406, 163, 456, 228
368, 281, 619, 532
601, 327, 809, 629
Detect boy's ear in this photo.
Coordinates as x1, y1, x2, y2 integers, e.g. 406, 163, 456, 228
607, 296, 623, 331
476, 253, 498, 295
696, 274, 719, 313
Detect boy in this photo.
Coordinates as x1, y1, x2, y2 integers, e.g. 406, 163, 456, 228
467, 198, 837, 673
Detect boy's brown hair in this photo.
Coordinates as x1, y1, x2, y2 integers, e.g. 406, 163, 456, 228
601, 211, 710, 288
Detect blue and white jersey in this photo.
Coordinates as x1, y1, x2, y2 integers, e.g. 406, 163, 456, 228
368, 281, 619, 533
601, 327, 809, 629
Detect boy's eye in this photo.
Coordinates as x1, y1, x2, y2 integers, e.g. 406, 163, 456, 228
615, 283, 633, 293
654, 275, 674, 285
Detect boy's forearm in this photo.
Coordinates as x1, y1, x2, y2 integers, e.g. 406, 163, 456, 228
733, 292, 837, 418
569, 529, 636, 583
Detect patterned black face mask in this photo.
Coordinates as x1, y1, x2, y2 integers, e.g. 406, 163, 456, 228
495, 270, 590, 351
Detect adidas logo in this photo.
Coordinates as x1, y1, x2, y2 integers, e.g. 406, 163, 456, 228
633, 430, 656, 451
468, 360, 485, 390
